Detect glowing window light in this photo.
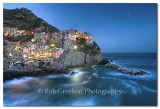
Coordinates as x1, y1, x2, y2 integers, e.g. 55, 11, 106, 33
76, 35, 79, 38
15, 46, 18, 50
85, 37, 89, 40
50, 44, 55, 47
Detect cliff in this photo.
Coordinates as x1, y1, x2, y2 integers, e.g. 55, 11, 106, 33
3, 8, 59, 33
58, 38, 103, 67
58, 50, 103, 67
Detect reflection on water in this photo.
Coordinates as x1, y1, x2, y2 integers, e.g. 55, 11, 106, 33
3, 53, 157, 106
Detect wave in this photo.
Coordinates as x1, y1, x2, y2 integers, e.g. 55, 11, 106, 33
92, 65, 99, 77
60, 80, 89, 87
95, 74, 157, 95
60, 74, 91, 87
141, 85, 157, 93
3, 77, 34, 86
45, 74, 70, 78
121, 80, 157, 95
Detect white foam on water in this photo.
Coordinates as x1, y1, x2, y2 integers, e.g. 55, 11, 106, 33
121, 80, 157, 95
45, 74, 70, 78
121, 80, 142, 95
60, 73, 91, 87
141, 85, 157, 93
4, 77, 34, 86
93, 73, 98, 77
92, 65, 99, 77
98, 76, 118, 80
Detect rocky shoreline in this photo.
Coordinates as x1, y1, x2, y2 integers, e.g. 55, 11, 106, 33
3, 58, 150, 81
3, 58, 68, 81
105, 63, 149, 76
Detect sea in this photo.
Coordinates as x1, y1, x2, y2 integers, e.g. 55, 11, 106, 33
3, 53, 157, 106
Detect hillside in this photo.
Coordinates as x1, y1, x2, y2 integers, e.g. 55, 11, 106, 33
3, 8, 59, 33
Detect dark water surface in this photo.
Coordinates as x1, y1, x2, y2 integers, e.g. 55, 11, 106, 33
3, 53, 157, 106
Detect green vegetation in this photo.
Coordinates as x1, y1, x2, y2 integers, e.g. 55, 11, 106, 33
3, 35, 34, 43
3, 8, 59, 33
76, 38, 86, 45
76, 38, 101, 55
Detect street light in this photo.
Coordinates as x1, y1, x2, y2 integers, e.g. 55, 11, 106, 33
31, 39, 35, 42
9, 53, 13, 57
74, 45, 77, 49
37, 54, 39, 57
23, 55, 27, 58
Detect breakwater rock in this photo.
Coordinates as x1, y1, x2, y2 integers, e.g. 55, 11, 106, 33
105, 64, 149, 76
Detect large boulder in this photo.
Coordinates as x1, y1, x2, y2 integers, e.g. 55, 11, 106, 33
99, 59, 110, 65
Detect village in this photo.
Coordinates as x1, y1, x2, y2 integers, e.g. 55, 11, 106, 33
3, 27, 94, 68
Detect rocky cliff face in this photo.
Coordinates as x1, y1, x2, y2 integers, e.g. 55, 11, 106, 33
58, 40, 103, 67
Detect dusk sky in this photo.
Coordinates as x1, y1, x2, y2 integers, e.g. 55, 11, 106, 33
3, 3, 157, 53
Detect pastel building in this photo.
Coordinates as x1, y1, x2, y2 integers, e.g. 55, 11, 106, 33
16, 30, 26, 36
26, 29, 40, 35
10, 28, 17, 37
3, 27, 10, 36
63, 40, 74, 50
54, 48, 65, 58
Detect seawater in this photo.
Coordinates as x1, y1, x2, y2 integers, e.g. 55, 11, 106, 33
3, 53, 157, 106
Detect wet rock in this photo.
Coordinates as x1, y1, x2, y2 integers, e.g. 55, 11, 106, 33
3, 60, 68, 81
99, 59, 110, 65
70, 72, 78, 75
105, 64, 149, 76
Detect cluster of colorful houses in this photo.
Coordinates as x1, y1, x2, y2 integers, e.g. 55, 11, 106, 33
4, 27, 94, 60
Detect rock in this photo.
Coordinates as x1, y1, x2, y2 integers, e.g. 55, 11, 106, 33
3, 61, 68, 81
105, 64, 149, 76
110, 60, 113, 62
86, 53, 103, 65
58, 49, 103, 67
70, 72, 78, 75
99, 59, 110, 65
33, 60, 40, 67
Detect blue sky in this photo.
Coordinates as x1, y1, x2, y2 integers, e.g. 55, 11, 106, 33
3, 3, 157, 53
